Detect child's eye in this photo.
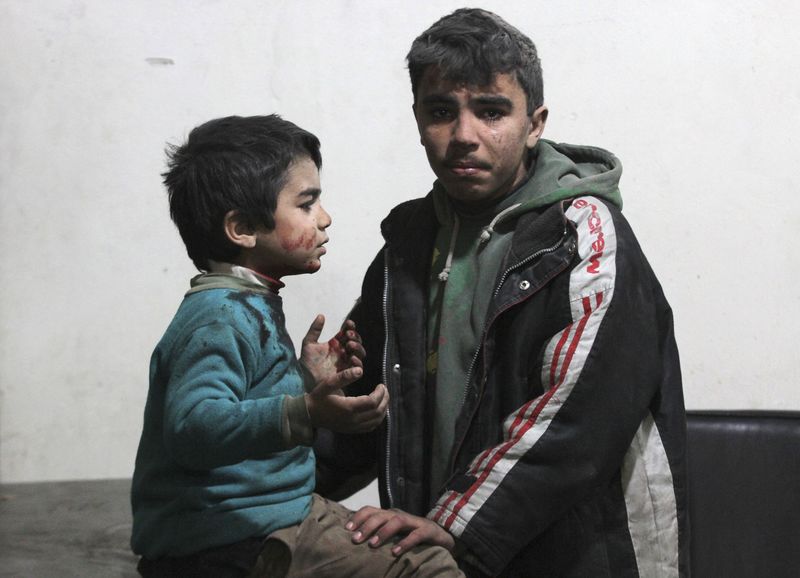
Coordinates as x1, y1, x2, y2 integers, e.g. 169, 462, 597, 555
299, 202, 314, 212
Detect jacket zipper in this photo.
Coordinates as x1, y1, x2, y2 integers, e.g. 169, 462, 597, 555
382, 248, 394, 507
492, 226, 569, 299
455, 227, 571, 455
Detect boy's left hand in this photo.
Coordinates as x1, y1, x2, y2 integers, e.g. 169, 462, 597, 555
346, 506, 456, 556
300, 315, 365, 389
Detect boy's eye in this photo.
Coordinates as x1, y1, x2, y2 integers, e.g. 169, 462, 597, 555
429, 107, 453, 121
299, 201, 314, 211
481, 109, 505, 121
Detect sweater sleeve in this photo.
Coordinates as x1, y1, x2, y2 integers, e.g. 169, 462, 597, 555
283, 394, 314, 447
428, 197, 679, 574
162, 321, 295, 470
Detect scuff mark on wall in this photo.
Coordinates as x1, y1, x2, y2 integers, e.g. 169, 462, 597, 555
145, 57, 174, 66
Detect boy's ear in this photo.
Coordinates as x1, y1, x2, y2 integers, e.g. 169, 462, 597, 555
412, 103, 425, 146
223, 210, 257, 249
526, 105, 549, 148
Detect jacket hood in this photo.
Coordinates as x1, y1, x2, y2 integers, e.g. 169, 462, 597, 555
451, 139, 620, 213
429, 139, 623, 244
523, 139, 622, 209
380, 140, 622, 244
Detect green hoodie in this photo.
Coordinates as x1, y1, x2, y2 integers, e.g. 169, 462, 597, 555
426, 139, 623, 495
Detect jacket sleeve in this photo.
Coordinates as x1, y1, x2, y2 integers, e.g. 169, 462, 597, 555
313, 248, 387, 500
428, 197, 679, 574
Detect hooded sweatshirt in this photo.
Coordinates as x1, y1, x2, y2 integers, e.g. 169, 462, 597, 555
426, 139, 623, 494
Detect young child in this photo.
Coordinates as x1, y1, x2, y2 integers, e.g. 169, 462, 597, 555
130, 115, 463, 577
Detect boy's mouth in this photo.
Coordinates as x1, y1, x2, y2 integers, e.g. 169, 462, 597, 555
445, 158, 491, 178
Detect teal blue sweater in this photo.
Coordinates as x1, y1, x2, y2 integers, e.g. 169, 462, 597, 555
131, 275, 314, 558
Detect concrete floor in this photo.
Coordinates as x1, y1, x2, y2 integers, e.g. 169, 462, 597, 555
0, 478, 139, 577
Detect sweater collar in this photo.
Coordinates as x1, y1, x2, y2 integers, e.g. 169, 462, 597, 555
187, 261, 284, 296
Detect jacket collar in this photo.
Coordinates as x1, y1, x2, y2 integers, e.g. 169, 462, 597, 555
502, 200, 570, 273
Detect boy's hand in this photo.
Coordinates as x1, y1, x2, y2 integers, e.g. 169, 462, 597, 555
300, 315, 365, 389
346, 507, 456, 556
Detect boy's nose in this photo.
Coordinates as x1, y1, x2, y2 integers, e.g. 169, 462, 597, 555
452, 112, 479, 146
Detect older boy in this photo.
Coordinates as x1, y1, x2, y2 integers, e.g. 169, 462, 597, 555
316, 10, 688, 578
131, 115, 463, 577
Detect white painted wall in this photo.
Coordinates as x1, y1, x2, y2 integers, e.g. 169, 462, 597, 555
2, 0, 798, 486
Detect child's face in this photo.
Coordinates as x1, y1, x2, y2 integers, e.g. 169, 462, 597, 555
247, 157, 331, 279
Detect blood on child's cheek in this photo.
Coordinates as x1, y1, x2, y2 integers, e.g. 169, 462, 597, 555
278, 229, 315, 252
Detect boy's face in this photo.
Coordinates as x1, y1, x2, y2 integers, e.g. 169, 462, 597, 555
246, 157, 331, 279
413, 69, 547, 205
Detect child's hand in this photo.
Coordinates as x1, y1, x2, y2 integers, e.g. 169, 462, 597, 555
301, 314, 386, 433
305, 381, 388, 433
300, 315, 365, 388
346, 506, 456, 556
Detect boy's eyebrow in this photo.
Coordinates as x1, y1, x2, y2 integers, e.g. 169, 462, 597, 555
420, 93, 515, 108
420, 94, 458, 106
472, 94, 514, 108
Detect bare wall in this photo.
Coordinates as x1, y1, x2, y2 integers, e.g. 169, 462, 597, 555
1, 0, 798, 484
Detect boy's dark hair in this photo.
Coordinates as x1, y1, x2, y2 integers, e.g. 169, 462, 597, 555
163, 114, 321, 270
407, 8, 543, 114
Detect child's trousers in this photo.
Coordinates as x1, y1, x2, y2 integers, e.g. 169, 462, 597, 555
137, 493, 464, 578
250, 494, 464, 578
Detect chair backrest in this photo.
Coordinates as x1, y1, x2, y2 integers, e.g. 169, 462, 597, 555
686, 410, 800, 578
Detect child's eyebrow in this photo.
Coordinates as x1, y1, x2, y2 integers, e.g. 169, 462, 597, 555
295, 188, 322, 204
295, 188, 321, 201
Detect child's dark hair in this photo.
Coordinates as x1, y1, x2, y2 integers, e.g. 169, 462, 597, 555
407, 8, 543, 114
163, 114, 322, 270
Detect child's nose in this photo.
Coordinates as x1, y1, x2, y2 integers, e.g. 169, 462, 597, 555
318, 205, 332, 229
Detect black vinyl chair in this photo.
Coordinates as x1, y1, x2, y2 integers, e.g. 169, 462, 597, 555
686, 410, 800, 578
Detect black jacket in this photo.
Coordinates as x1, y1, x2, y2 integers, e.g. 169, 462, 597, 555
315, 193, 688, 577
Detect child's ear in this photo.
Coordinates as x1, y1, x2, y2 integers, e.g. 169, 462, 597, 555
223, 210, 257, 249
